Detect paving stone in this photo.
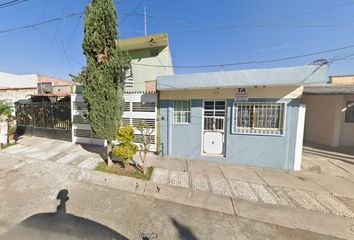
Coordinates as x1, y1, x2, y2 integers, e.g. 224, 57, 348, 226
310, 191, 354, 218
229, 180, 258, 202
284, 189, 330, 214
151, 168, 169, 185
78, 157, 102, 169
25, 151, 47, 159
2, 144, 27, 154
169, 170, 188, 188
209, 177, 232, 197
37, 151, 60, 161
191, 174, 209, 192
68, 154, 89, 165
56, 153, 81, 164
249, 183, 278, 205
271, 187, 296, 207
51, 142, 75, 152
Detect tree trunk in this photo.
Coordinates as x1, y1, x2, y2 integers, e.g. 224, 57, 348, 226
142, 150, 147, 175
107, 142, 113, 167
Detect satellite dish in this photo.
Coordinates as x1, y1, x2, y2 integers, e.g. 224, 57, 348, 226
310, 59, 328, 65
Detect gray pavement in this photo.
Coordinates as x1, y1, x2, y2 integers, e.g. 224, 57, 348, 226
0, 155, 339, 240
1, 137, 354, 239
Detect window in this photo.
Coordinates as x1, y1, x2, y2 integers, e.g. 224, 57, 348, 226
124, 102, 130, 112
345, 101, 354, 123
173, 100, 191, 124
132, 102, 155, 112
124, 69, 133, 88
233, 102, 285, 135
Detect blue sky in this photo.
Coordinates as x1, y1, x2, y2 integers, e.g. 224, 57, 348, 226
1, 0, 354, 79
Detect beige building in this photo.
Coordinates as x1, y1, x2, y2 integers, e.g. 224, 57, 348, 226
118, 32, 174, 92
303, 75, 354, 147
72, 33, 174, 150
0, 72, 76, 109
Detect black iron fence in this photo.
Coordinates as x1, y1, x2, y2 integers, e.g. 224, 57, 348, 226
15, 102, 72, 141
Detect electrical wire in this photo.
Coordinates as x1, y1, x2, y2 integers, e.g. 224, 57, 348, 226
130, 44, 354, 69
0, 11, 84, 35
0, 0, 28, 10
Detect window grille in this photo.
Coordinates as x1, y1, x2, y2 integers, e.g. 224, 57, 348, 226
73, 102, 86, 110
132, 102, 155, 112
345, 101, 354, 123
124, 102, 130, 112
124, 69, 134, 88
73, 115, 89, 124
121, 118, 130, 126
132, 118, 155, 129
173, 100, 191, 124
74, 129, 92, 138
203, 101, 226, 131
133, 134, 156, 144
233, 102, 285, 135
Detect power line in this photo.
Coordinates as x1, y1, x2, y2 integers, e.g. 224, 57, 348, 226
0, 11, 84, 35
125, 1, 354, 33
34, 27, 84, 67
131, 43, 354, 69
119, 0, 145, 24
0, 0, 28, 10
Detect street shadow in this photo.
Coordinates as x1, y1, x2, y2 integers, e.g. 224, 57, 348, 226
171, 217, 198, 240
1, 189, 128, 240
79, 143, 107, 160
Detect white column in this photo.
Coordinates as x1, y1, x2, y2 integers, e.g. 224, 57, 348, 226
294, 105, 306, 171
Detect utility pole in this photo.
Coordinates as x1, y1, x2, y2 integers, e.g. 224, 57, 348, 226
144, 7, 147, 36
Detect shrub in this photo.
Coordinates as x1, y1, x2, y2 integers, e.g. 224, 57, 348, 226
112, 125, 138, 167
0, 100, 12, 119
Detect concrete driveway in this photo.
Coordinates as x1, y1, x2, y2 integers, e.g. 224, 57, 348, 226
302, 141, 354, 178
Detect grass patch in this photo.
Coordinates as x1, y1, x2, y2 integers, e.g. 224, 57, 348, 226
95, 161, 154, 180
0, 142, 16, 150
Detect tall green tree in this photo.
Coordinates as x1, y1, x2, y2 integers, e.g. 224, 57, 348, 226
75, 0, 130, 166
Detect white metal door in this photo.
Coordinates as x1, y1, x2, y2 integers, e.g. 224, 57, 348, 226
202, 100, 226, 155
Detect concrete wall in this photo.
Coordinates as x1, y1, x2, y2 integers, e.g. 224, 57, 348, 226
302, 95, 343, 147
303, 94, 354, 147
339, 95, 354, 146
128, 46, 174, 92
0, 89, 35, 113
159, 87, 303, 170
329, 76, 354, 85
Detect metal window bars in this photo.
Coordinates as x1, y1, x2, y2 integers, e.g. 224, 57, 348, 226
233, 102, 285, 135
173, 100, 191, 124
345, 101, 354, 123
203, 101, 226, 132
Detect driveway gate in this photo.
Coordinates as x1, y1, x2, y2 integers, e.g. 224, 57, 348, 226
15, 102, 72, 141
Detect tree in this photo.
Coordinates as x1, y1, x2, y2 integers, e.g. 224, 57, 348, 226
0, 100, 12, 121
74, 0, 130, 166
137, 121, 154, 175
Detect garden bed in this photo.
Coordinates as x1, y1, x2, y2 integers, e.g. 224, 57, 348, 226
95, 161, 154, 180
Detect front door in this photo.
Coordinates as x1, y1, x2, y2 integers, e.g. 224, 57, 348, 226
202, 100, 226, 156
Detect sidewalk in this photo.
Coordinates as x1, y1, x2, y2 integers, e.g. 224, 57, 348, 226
148, 154, 354, 218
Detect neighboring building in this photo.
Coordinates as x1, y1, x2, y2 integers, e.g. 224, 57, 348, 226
72, 33, 174, 151
303, 75, 354, 147
0, 72, 38, 107
157, 65, 327, 170
0, 71, 76, 110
